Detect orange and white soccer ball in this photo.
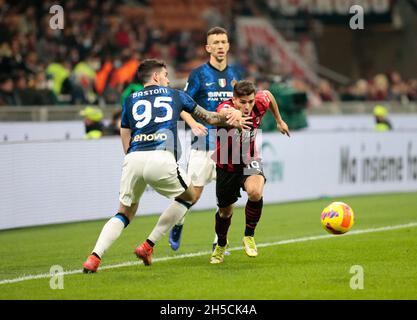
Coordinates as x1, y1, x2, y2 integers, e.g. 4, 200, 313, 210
321, 202, 354, 234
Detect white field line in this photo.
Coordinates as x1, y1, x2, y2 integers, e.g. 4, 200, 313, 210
1, 222, 416, 285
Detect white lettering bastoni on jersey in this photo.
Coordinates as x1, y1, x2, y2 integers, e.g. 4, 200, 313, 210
132, 88, 169, 98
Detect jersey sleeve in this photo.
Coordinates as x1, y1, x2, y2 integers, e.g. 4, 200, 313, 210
255, 90, 271, 115
184, 69, 200, 99
121, 97, 131, 129
179, 90, 197, 113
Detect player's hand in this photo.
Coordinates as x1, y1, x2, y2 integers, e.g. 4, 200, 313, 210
191, 123, 208, 136
225, 109, 242, 126
277, 120, 290, 137
236, 116, 252, 130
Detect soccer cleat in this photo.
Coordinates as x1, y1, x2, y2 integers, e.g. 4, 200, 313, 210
169, 224, 183, 251
134, 241, 154, 266
83, 254, 101, 273
210, 244, 227, 264
212, 240, 231, 256
242, 236, 258, 257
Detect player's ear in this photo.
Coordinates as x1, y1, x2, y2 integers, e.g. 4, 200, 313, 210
152, 71, 159, 83
205, 44, 212, 54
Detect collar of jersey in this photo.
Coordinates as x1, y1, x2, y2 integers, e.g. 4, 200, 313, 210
207, 62, 229, 72
144, 84, 161, 89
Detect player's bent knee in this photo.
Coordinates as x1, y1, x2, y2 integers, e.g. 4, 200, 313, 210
177, 185, 197, 204
247, 189, 263, 202
193, 189, 203, 202
219, 206, 233, 218
118, 203, 138, 221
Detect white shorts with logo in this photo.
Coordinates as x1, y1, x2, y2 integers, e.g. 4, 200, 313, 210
119, 150, 190, 207
187, 149, 216, 187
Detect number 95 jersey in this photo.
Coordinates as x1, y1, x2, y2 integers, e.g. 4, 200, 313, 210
121, 85, 196, 158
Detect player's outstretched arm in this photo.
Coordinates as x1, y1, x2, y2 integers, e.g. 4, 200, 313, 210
191, 105, 251, 129
120, 128, 132, 154
180, 111, 208, 136
265, 90, 290, 137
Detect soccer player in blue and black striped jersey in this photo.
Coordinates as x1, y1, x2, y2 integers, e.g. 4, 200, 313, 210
169, 27, 243, 251
82, 59, 250, 272
169, 27, 242, 250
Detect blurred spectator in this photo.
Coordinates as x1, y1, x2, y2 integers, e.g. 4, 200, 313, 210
351, 79, 370, 101
95, 59, 113, 97
103, 109, 122, 136
0, 74, 18, 106
33, 71, 54, 91
46, 61, 71, 97
407, 79, 417, 101
389, 71, 412, 103
373, 105, 393, 132
80, 106, 104, 139
370, 74, 390, 101
14, 72, 32, 105
317, 79, 337, 102
73, 55, 99, 103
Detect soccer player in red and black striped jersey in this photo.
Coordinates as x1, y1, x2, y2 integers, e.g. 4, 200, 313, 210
210, 80, 290, 264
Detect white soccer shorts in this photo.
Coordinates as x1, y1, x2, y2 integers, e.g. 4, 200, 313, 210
119, 150, 190, 207
187, 149, 216, 187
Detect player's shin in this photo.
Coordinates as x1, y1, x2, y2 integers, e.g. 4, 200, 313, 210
244, 197, 263, 236
148, 199, 192, 244
92, 213, 130, 258
176, 215, 186, 226
215, 211, 231, 247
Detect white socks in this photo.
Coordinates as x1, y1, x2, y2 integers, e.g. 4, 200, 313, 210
92, 217, 125, 258
148, 201, 189, 244
90, 201, 190, 258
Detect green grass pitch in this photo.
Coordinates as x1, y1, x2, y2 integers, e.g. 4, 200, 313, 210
0, 192, 416, 300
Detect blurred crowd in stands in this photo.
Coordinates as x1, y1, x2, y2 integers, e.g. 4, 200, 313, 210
1, 0, 417, 108
294, 72, 417, 108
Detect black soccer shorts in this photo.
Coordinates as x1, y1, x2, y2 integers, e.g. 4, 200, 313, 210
216, 160, 266, 208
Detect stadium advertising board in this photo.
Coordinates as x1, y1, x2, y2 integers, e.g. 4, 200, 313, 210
259, 131, 417, 203
0, 131, 416, 229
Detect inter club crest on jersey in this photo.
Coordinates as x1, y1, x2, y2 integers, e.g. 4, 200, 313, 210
218, 78, 227, 88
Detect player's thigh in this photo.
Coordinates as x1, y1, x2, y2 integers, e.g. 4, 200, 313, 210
188, 150, 216, 187
216, 167, 241, 208
119, 153, 147, 208
144, 151, 191, 199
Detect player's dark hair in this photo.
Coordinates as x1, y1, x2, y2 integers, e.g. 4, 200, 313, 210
233, 80, 256, 97
207, 26, 228, 38
137, 59, 167, 85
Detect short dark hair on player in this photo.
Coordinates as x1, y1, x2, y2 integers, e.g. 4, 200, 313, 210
233, 80, 256, 97
207, 26, 228, 38
137, 59, 167, 85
